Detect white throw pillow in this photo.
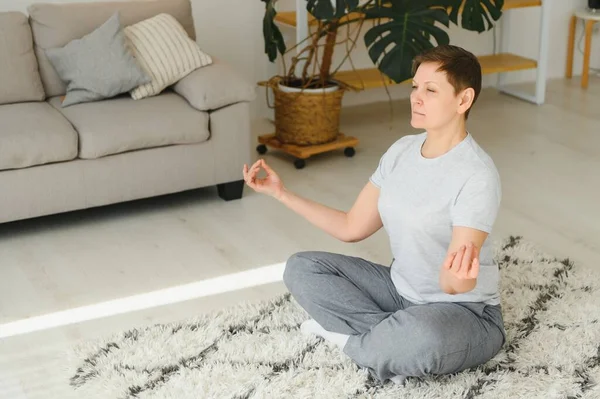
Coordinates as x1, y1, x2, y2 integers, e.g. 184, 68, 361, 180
124, 13, 212, 100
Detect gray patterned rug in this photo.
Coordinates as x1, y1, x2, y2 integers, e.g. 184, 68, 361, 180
65, 236, 600, 398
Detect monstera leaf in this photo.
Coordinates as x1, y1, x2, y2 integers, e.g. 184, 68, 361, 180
443, 0, 504, 32
306, 0, 360, 20
362, 2, 450, 83
262, 0, 286, 62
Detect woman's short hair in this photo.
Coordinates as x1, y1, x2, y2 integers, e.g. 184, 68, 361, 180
412, 44, 482, 119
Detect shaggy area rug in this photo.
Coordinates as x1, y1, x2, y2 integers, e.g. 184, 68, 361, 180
66, 236, 600, 398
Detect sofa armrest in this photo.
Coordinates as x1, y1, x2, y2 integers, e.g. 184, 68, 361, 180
173, 57, 256, 111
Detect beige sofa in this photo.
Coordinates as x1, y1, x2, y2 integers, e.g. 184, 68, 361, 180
0, 0, 256, 224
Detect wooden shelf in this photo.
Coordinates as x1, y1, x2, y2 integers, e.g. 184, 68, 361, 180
478, 53, 537, 73
503, 0, 542, 9
274, 0, 541, 27
333, 68, 395, 90
332, 53, 537, 89
273, 11, 303, 27
272, 0, 548, 104
274, 11, 363, 27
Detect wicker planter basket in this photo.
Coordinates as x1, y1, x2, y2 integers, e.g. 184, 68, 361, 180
271, 80, 344, 146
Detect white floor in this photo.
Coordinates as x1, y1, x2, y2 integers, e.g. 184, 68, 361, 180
1, 76, 599, 398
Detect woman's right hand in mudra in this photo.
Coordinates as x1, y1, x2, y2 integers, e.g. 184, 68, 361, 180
243, 159, 285, 199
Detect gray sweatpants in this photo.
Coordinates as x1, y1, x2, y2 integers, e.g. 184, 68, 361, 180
283, 251, 506, 383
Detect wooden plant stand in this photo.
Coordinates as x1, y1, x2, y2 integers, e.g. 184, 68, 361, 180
256, 133, 359, 169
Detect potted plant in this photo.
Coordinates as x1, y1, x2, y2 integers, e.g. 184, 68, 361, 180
260, 0, 504, 145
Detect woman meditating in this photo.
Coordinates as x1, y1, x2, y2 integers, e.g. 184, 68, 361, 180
242, 44, 506, 385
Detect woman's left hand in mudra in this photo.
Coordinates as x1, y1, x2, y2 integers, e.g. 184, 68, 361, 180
443, 242, 479, 280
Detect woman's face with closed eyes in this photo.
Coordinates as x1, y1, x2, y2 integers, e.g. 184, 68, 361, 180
410, 62, 474, 130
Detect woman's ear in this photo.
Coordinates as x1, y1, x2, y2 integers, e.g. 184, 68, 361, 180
457, 87, 475, 115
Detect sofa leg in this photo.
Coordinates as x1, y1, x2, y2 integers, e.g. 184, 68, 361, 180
217, 179, 244, 201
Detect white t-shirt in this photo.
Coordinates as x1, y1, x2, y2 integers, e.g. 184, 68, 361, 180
370, 132, 502, 306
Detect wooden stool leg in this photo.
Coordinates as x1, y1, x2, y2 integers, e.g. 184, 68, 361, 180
582, 20, 595, 89
566, 15, 577, 78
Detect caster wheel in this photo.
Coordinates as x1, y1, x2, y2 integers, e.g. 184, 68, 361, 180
294, 159, 306, 169
344, 147, 356, 157
256, 144, 267, 155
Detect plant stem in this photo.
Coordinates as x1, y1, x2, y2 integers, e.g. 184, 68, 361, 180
302, 22, 321, 82
287, 37, 317, 81
320, 21, 339, 86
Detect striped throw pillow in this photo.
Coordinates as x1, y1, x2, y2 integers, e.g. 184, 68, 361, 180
124, 13, 212, 100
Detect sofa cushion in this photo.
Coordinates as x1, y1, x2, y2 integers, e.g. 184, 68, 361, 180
124, 13, 212, 100
0, 102, 78, 171
174, 57, 257, 111
28, 0, 195, 98
0, 12, 45, 105
45, 12, 150, 107
48, 92, 210, 160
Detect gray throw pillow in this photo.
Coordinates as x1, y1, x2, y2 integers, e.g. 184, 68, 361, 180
45, 12, 150, 107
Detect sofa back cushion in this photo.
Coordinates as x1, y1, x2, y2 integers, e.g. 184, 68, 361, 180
0, 12, 45, 104
28, 0, 195, 98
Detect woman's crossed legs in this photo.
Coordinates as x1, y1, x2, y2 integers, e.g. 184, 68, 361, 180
283, 251, 505, 384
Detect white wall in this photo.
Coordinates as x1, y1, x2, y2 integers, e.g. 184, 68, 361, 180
2, 0, 599, 118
